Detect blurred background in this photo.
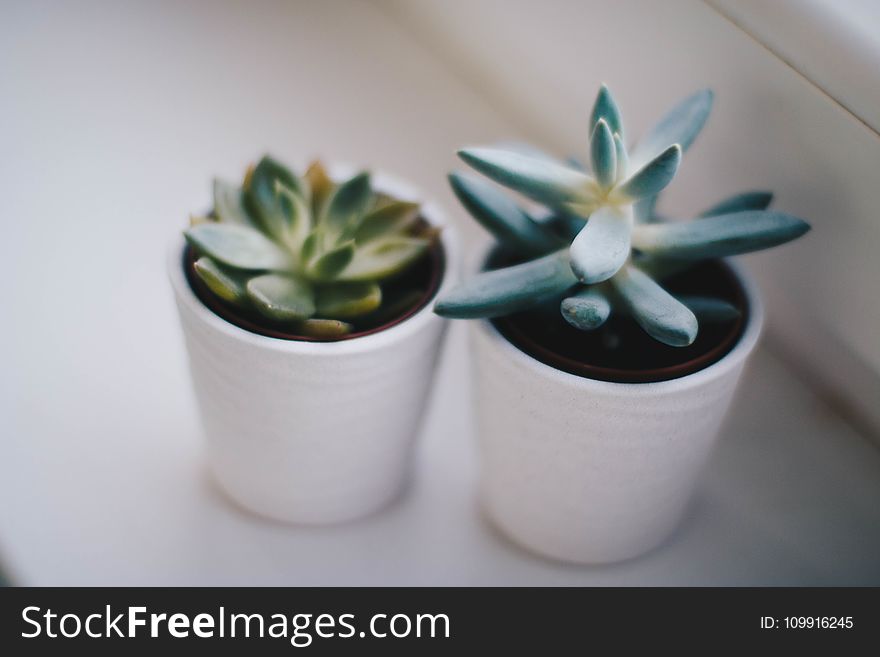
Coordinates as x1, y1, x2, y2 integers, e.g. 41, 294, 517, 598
1, 0, 879, 585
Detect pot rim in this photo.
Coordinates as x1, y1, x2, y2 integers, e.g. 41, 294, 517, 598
168, 164, 458, 356
473, 252, 764, 394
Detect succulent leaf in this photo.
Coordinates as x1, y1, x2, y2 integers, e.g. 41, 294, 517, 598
614, 144, 681, 201
697, 191, 773, 217
612, 266, 698, 347
192, 256, 249, 305
448, 171, 560, 256
632, 210, 811, 259
248, 156, 307, 239
251, 155, 306, 199
189, 214, 212, 227
242, 163, 255, 192
458, 147, 594, 208
569, 205, 633, 284
434, 250, 577, 319
561, 287, 611, 330
590, 119, 617, 188
678, 295, 741, 322
613, 132, 628, 182
246, 273, 316, 321
354, 201, 420, 244
304, 160, 334, 219
276, 183, 312, 256
297, 318, 353, 338
322, 172, 372, 240
590, 84, 624, 138
185, 223, 293, 271
300, 231, 320, 266
307, 241, 356, 281
316, 282, 382, 318
213, 179, 251, 225
629, 89, 713, 171
336, 236, 429, 282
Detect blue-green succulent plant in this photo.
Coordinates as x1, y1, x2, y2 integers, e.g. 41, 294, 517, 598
435, 85, 810, 347
186, 157, 434, 338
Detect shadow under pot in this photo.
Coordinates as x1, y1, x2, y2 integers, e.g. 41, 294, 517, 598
471, 249, 763, 564
168, 171, 456, 524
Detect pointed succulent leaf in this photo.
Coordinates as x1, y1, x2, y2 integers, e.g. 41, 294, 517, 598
678, 295, 741, 322
321, 171, 372, 238
304, 160, 334, 219
560, 286, 611, 330
247, 156, 307, 238
570, 205, 633, 284
629, 89, 714, 171
250, 155, 306, 199
631, 210, 811, 259
698, 191, 773, 217
434, 249, 577, 319
611, 265, 698, 347
297, 318, 353, 338
276, 183, 312, 255
246, 274, 316, 321
614, 144, 681, 201
458, 147, 594, 208
192, 256, 250, 305
590, 119, 617, 188
184, 223, 293, 270
613, 132, 628, 182
354, 201, 420, 244
448, 171, 560, 256
307, 241, 356, 281
242, 162, 255, 191
335, 236, 429, 282
300, 230, 320, 267
316, 282, 382, 318
213, 179, 251, 225
590, 84, 624, 138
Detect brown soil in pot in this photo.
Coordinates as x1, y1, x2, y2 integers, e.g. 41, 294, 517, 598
489, 250, 748, 384
184, 219, 445, 342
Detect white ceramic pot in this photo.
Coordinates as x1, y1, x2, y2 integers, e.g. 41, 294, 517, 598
169, 171, 457, 524
472, 261, 763, 564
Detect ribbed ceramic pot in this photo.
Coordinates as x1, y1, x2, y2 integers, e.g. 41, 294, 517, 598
169, 170, 457, 524
471, 260, 763, 563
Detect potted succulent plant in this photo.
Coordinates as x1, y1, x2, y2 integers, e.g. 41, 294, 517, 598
435, 86, 810, 563
169, 156, 456, 523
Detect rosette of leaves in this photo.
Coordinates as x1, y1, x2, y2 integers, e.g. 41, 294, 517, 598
185, 156, 434, 338
435, 85, 810, 346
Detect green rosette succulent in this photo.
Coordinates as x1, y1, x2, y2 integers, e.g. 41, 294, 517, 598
435, 85, 810, 347
185, 157, 434, 338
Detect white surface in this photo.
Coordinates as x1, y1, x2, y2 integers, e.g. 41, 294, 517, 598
474, 264, 763, 564
169, 171, 456, 523
380, 0, 880, 437
2, 0, 879, 585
